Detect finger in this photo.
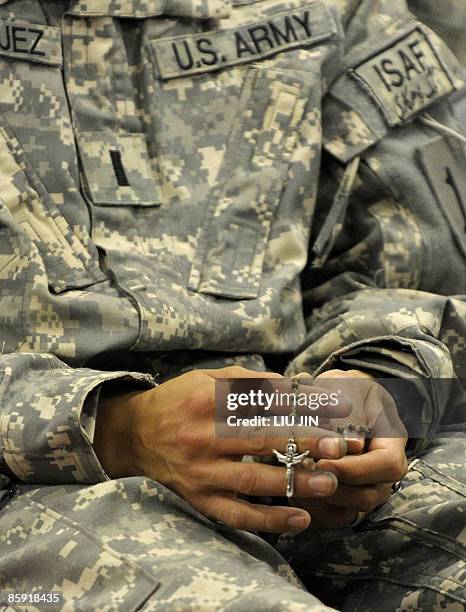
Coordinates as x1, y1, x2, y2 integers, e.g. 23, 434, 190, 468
199, 494, 311, 534
217, 426, 347, 460
339, 433, 365, 455
301, 458, 316, 471
324, 483, 392, 512
316, 369, 374, 381
292, 499, 356, 529
368, 435, 409, 453
282, 379, 352, 418
204, 367, 283, 380
370, 390, 409, 439
317, 439, 408, 485
314, 371, 379, 444
298, 426, 364, 456
204, 460, 338, 498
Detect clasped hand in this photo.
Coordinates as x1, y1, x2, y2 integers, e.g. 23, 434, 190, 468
93, 366, 408, 533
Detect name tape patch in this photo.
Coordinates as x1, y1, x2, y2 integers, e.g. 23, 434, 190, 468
152, 0, 336, 79
351, 27, 456, 126
0, 19, 62, 67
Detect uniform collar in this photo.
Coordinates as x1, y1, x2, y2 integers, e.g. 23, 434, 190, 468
66, 0, 232, 19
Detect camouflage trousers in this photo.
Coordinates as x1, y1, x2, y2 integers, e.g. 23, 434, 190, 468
0, 435, 465, 611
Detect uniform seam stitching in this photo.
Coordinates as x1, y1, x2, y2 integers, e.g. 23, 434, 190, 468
365, 519, 466, 557
300, 553, 466, 587
301, 569, 466, 604
414, 461, 466, 496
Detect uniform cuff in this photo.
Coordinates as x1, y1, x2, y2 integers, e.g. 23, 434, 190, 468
314, 336, 453, 452
0, 354, 155, 484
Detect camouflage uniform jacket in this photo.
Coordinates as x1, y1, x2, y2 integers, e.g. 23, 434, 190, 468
408, 0, 466, 65
0, 0, 465, 487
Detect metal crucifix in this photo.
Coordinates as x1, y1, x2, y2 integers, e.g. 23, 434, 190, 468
273, 438, 309, 498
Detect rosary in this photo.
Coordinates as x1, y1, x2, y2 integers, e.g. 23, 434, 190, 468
273, 376, 309, 498
272, 375, 374, 498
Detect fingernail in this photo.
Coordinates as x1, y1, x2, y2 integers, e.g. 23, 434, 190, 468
308, 473, 337, 496
287, 513, 309, 531
345, 434, 364, 444
345, 435, 365, 453
319, 437, 346, 458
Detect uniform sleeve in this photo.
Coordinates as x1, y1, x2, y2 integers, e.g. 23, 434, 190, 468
0, 353, 155, 484
287, 0, 466, 449
0, 123, 156, 485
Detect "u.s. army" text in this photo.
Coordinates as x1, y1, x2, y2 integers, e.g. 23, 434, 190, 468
172, 10, 313, 71
153, 2, 337, 79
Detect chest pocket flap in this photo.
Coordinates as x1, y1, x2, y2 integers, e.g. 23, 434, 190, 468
149, 0, 338, 299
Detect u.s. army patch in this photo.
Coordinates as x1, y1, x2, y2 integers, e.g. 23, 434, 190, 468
0, 18, 62, 67
151, 0, 336, 79
350, 26, 458, 126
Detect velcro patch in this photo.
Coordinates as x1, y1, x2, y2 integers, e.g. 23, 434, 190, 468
151, 0, 336, 79
417, 136, 466, 256
351, 26, 456, 126
0, 18, 62, 67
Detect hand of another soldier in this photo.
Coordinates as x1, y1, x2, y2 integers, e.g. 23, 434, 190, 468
93, 366, 351, 534
292, 369, 408, 528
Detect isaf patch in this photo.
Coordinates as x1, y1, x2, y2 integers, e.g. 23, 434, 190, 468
0, 18, 62, 67
152, 0, 336, 79
351, 27, 456, 126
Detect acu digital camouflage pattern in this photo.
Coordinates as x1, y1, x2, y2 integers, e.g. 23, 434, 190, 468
408, 0, 466, 65
0, 0, 465, 609
278, 434, 466, 612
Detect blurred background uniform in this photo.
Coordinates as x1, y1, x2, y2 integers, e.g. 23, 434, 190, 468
409, 0, 466, 126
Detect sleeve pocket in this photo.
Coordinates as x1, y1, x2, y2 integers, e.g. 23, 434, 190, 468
0, 124, 105, 293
